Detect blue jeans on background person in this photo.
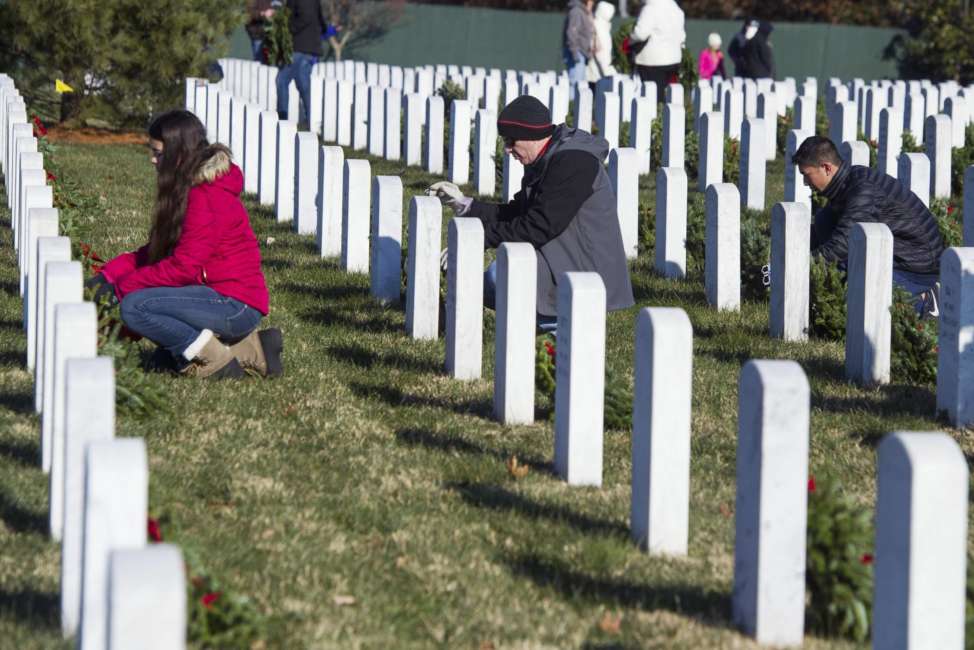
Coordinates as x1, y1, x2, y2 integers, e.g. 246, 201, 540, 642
250, 38, 264, 62
563, 48, 587, 89
483, 260, 558, 333
893, 268, 940, 315
276, 51, 318, 125
120, 286, 262, 359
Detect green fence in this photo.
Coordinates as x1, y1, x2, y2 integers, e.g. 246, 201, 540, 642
230, 4, 905, 84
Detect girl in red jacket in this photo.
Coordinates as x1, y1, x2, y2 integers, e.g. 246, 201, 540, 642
90, 110, 281, 379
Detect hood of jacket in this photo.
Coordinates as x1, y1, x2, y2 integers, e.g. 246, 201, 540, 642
193, 145, 243, 195
594, 1, 615, 21
523, 125, 609, 187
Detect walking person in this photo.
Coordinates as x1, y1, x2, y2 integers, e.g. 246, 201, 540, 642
630, 0, 686, 88
245, 0, 276, 62
563, 0, 595, 89
727, 18, 754, 77
740, 20, 775, 79
586, 1, 617, 83
698, 33, 727, 81
89, 110, 282, 379
276, 0, 328, 127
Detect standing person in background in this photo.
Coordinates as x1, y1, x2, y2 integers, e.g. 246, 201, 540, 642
563, 0, 595, 89
740, 20, 775, 79
630, 0, 685, 88
245, 0, 276, 62
275, 0, 327, 128
727, 18, 753, 77
586, 1, 617, 84
698, 32, 726, 80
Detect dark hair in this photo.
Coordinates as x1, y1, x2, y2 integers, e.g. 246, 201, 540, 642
791, 136, 842, 169
146, 110, 214, 263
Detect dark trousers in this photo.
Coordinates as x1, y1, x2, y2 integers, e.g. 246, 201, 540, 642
636, 64, 680, 90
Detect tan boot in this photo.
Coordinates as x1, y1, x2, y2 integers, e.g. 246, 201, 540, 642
180, 329, 246, 379
229, 328, 284, 377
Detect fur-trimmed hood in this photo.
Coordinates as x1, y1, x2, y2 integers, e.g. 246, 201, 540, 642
193, 145, 234, 185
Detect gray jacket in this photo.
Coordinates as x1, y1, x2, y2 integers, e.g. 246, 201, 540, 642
563, 0, 594, 57
469, 126, 635, 316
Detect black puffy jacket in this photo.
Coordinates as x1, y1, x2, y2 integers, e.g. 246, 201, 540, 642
812, 162, 945, 275
287, 0, 326, 56
740, 22, 775, 79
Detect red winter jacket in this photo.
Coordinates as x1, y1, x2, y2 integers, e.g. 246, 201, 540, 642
100, 149, 269, 314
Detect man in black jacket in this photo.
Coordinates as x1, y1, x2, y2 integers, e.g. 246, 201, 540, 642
794, 136, 945, 310
275, 0, 327, 126
429, 96, 634, 330
740, 20, 775, 79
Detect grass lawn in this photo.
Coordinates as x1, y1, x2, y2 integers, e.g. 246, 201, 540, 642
0, 134, 968, 649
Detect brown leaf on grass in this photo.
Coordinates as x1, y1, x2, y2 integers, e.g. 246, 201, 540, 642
598, 611, 622, 635
333, 594, 356, 606
506, 455, 529, 479
282, 403, 298, 416
395, 556, 408, 568
479, 642, 496, 650
719, 503, 733, 518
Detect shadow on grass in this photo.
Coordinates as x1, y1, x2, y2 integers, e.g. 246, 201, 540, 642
448, 481, 626, 537
0, 588, 59, 630
500, 552, 730, 627
0, 317, 22, 332
0, 437, 39, 467
814, 383, 937, 421
262, 258, 296, 271
0, 486, 47, 535
299, 305, 401, 334
0, 388, 33, 414
0, 281, 18, 297
352, 383, 493, 418
397, 428, 554, 476
326, 342, 440, 374
278, 281, 366, 302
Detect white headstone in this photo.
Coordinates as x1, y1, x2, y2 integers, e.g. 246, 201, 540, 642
598, 92, 620, 150
946, 97, 969, 149
60, 356, 115, 638
25, 208, 58, 368
322, 78, 338, 142
243, 103, 260, 194
369, 176, 403, 305
784, 130, 813, 206
925, 114, 952, 199
740, 118, 766, 210
732, 360, 809, 647
108, 545, 187, 650
899, 152, 931, 207
274, 121, 297, 223
384, 87, 402, 161
78, 438, 148, 650
757, 92, 777, 161
573, 85, 593, 132
39, 261, 82, 469
317, 145, 344, 258
873, 432, 968, 650
662, 103, 684, 168
554, 272, 606, 487
608, 148, 639, 259
655, 167, 688, 279
425, 96, 445, 174
474, 109, 496, 197
877, 107, 903, 179
965, 167, 974, 245
445, 218, 485, 380
631, 307, 693, 555
840, 140, 870, 168
705, 184, 741, 311
403, 93, 424, 166
770, 202, 811, 341
845, 222, 893, 386
352, 82, 369, 150
830, 101, 857, 145
336, 80, 354, 146
905, 92, 925, 144
229, 97, 245, 168
937, 247, 974, 425
293, 132, 319, 235
367, 85, 385, 157
698, 111, 724, 192
20, 185, 53, 295
216, 91, 231, 146
48, 301, 97, 542
257, 110, 278, 206
503, 153, 524, 202
342, 159, 371, 274
405, 196, 441, 340
32, 236, 71, 395
494, 242, 536, 424
723, 89, 744, 140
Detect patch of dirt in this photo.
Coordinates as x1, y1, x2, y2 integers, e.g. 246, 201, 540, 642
46, 126, 147, 145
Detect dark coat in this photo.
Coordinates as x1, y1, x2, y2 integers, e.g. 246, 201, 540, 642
740, 22, 775, 79
287, 0, 327, 56
466, 126, 635, 316
812, 162, 945, 275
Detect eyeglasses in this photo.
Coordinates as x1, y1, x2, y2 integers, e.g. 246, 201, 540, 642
503, 137, 516, 148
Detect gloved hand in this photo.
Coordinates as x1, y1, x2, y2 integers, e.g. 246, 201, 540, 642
428, 181, 472, 215
85, 273, 118, 307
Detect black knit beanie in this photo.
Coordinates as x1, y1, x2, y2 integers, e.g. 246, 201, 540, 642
497, 96, 555, 141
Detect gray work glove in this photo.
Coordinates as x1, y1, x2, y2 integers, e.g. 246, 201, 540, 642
428, 181, 472, 215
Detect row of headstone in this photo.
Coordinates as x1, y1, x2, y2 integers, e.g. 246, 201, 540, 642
0, 79, 188, 648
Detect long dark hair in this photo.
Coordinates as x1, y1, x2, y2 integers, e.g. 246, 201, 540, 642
146, 110, 214, 263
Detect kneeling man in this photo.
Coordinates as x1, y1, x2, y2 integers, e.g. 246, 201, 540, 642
793, 136, 945, 312
430, 95, 634, 329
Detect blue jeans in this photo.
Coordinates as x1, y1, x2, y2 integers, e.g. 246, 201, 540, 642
250, 38, 264, 62
563, 49, 587, 88
483, 260, 558, 333
120, 286, 262, 358
893, 269, 939, 315
276, 51, 317, 124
